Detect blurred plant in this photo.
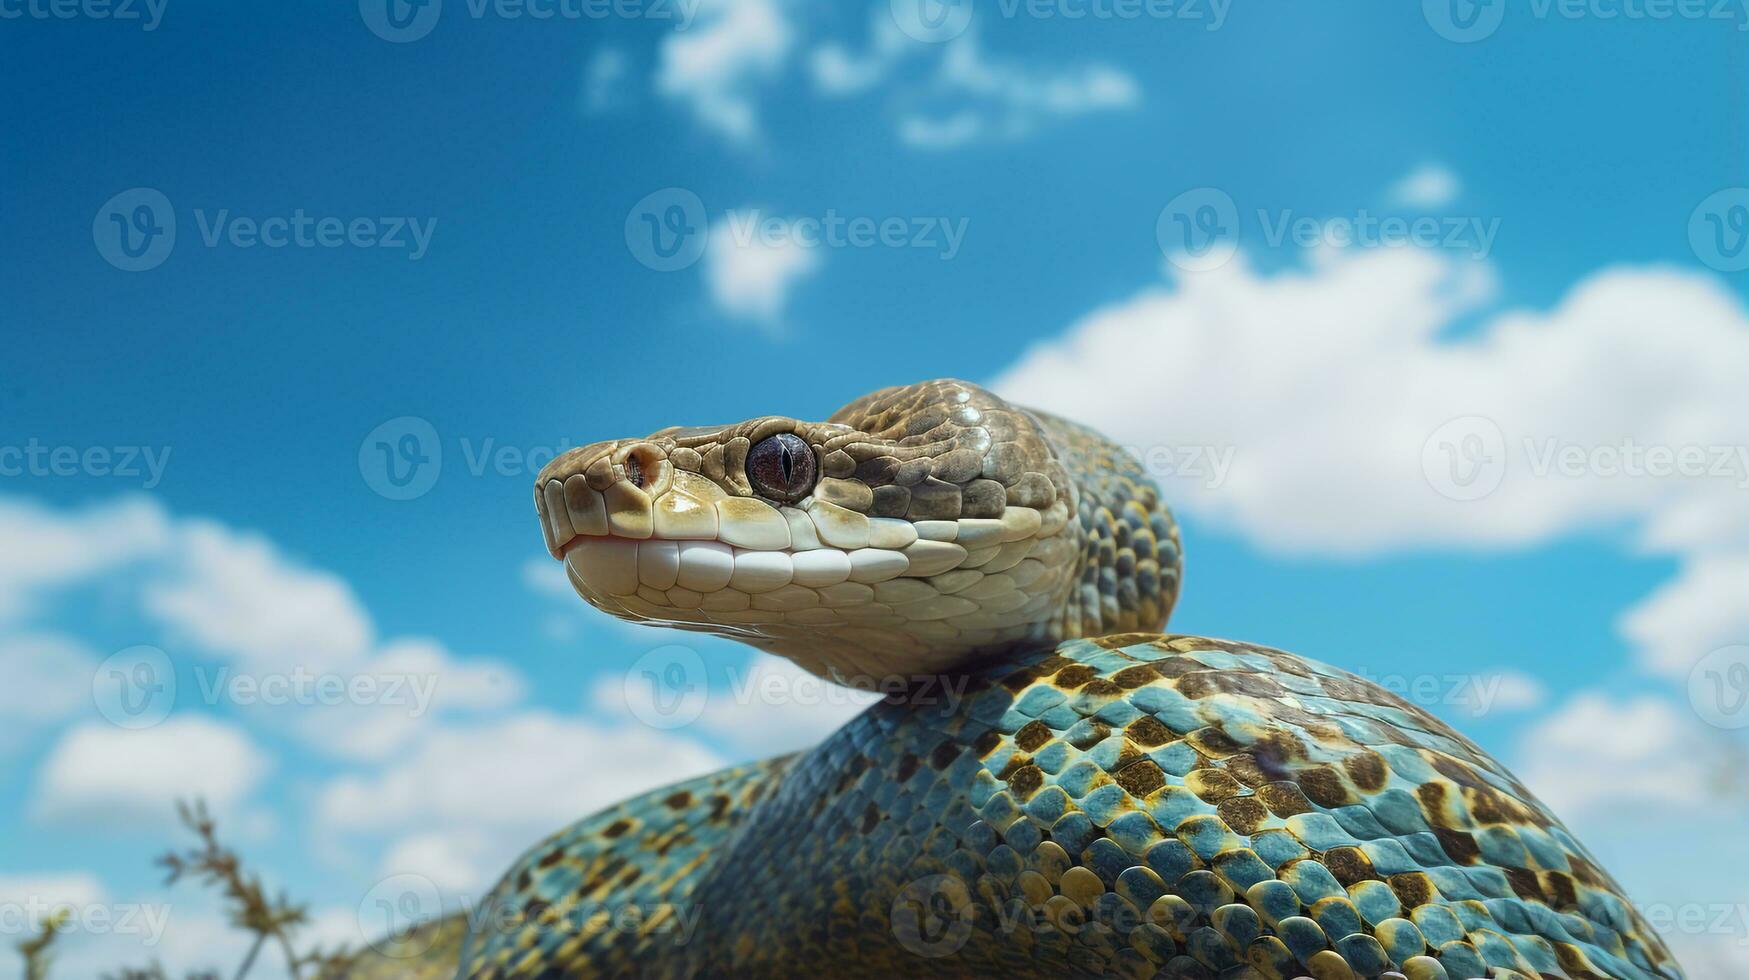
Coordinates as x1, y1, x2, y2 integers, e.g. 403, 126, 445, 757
17, 908, 67, 980
29, 798, 360, 980
154, 799, 329, 979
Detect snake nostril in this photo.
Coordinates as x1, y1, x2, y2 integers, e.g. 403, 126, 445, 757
622, 444, 665, 491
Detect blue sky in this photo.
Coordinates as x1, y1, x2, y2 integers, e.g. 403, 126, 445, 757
4, 0, 1749, 975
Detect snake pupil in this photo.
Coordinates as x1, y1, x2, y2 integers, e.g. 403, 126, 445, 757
746, 432, 816, 503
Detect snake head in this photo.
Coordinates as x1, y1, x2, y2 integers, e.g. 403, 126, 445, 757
533, 379, 1178, 683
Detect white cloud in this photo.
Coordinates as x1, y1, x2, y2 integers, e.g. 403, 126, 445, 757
1620, 556, 1749, 680
810, 43, 891, 96
1515, 693, 1717, 816
0, 871, 108, 911
0, 495, 171, 621
284, 638, 525, 764
316, 711, 725, 895
992, 246, 1749, 679
0, 874, 254, 980
1514, 692, 1749, 975
587, 652, 877, 757
1484, 669, 1547, 714
653, 5, 1142, 149
379, 831, 500, 896
143, 521, 374, 674
58, 903, 270, 980
1389, 163, 1460, 208
521, 554, 572, 599
704, 212, 823, 326
1667, 933, 1749, 978
699, 661, 877, 756
899, 36, 1139, 150
374, 638, 523, 714
0, 633, 99, 747
897, 111, 984, 150
32, 716, 271, 826
117, 513, 527, 760
808, 14, 909, 96
657, 0, 793, 142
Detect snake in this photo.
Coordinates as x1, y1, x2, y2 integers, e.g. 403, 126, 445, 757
340, 379, 1682, 980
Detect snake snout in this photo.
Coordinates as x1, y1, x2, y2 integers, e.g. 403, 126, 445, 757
533, 439, 677, 559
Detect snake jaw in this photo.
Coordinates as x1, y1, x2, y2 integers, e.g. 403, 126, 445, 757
533, 380, 1181, 682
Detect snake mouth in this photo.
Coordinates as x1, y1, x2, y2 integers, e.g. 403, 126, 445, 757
536, 459, 1067, 649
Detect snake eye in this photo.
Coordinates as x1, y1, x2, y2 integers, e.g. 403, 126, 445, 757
746, 433, 816, 503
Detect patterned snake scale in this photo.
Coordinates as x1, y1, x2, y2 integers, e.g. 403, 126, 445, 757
342, 380, 1682, 980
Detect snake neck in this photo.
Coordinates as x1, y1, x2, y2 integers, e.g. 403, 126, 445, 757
1030, 408, 1184, 641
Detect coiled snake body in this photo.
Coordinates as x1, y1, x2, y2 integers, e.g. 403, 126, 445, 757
359, 380, 1683, 979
